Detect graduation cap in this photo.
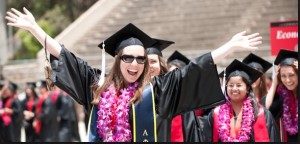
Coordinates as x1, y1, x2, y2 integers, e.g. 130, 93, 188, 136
96, 23, 156, 86
98, 23, 156, 57
26, 82, 36, 89
242, 53, 272, 73
8, 81, 18, 93
36, 80, 47, 88
220, 59, 263, 86
146, 38, 175, 57
274, 49, 298, 65
167, 50, 190, 65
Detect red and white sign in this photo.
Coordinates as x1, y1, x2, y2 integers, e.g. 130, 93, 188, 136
270, 20, 298, 56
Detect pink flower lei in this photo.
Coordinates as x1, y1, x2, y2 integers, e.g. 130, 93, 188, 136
277, 85, 298, 135
97, 82, 139, 142
218, 96, 255, 142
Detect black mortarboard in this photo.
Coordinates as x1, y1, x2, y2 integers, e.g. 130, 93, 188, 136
274, 49, 298, 65
219, 59, 263, 85
146, 38, 175, 57
26, 82, 36, 89
8, 81, 18, 93
96, 23, 156, 86
167, 50, 190, 65
36, 80, 47, 88
98, 23, 156, 57
242, 53, 272, 73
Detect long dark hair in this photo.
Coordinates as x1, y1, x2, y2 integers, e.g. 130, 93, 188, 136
248, 63, 268, 99
91, 48, 151, 105
277, 58, 298, 89
158, 56, 168, 75
25, 86, 38, 100
225, 71, 259, 120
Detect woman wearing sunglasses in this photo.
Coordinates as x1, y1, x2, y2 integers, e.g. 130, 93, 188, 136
6, 7, 262, 142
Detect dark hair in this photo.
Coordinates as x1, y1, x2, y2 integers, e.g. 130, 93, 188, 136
92, 48, 151, 104
167, 59, 186, 69
248, 63, 268, 99
277, 58, 298, 88
225, 71, 259, 119
158, 56, 168, 75
25, 86, 38, 100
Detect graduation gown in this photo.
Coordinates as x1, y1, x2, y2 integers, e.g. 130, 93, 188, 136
56, 93, 80, 142
0, 96, 23, 142
200, 105, 280, 142
171, 108, 213, 142
21, 98, 38, 142
261, 92, 298, 142
50, 46, 225, 142
35, 93, 59, 142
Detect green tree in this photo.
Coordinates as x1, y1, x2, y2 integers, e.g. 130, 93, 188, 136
7, 0, 97, 60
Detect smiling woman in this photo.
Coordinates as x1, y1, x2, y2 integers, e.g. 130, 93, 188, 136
202, 59, 280, 142
264, 49, 298, 142
6, 7, 263, 142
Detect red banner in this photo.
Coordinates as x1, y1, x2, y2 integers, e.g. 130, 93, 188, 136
270, 20, 298, 56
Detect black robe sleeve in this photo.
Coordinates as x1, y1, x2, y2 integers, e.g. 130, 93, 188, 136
153, 53, 225, 119
198, 110, 213, 142
36, 98, 54, 124
263, 108, 280, 142
11, 98, 23, 142
260, 93, 283, 120
50, 45, 100, 113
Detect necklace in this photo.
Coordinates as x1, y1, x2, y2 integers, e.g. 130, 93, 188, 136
218, 96, 255, 142
277, 85, 298, 135
97, 82, 139, 142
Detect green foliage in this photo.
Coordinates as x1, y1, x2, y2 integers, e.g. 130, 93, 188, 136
8, 0, 97, 60
14, 20, 55, 59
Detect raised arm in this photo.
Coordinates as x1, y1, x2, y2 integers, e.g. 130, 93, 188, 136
211, 31, 262, 64
265, 65, 279, 109
6, 7, 61, 58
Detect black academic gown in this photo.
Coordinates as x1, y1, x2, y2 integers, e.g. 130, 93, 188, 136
56, 93, 80, 142
261, 92, 298, 142
200, 105, 280, 142
172, 107, 213, 142
35, 96, 59, 142
21, 98, 38, 142
50, 46, 225, 142
0, 97, 23, 142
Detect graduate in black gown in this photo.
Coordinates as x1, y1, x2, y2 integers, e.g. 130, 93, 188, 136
166, 50, 204, 142
6, 7, 262, 142
21, 82, 39, 142
242, 53, 272, 103
146, 38, 173, 78
33, 80, 59, 142
0, 81, 23, 142
201, 60, 280, 142
263, 49, 298, 142
55, 87, 81, 142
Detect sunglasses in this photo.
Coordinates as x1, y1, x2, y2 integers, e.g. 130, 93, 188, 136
121, 55, 146, 64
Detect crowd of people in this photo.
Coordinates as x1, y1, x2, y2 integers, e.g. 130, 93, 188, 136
0, 80, 81, 142
1, 7, 298, 142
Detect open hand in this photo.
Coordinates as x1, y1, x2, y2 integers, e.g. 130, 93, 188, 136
228, 31, 262, 51
294, 60, 298, 69
6, 7, 36, 31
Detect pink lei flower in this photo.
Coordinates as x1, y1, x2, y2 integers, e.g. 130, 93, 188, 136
218, 96, 255, 142
97, 82, 139, 142
277, 85, 298, 135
